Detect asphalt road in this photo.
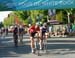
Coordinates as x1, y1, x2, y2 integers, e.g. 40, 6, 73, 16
0, 33, 75, 58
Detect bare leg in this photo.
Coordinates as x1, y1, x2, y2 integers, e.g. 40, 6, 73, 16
30, 37, 35, 53
39, 36, 43, 50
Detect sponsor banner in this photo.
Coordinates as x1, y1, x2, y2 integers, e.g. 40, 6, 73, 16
0, 0, 75, 10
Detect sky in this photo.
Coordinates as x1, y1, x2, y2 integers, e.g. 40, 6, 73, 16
0, 11, 12, 22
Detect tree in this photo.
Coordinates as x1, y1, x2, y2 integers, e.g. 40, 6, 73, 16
56, 9, 75, 24
0, 22, 4, 28
3, 13, 14, 27
14, 10, 48, 25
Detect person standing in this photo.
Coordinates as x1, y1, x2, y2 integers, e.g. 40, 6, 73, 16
13, 26, 18, 47
5, 27, 8, 36
1, 27, 5, 39
49, 25, 52, 37
19, 25, 24, 45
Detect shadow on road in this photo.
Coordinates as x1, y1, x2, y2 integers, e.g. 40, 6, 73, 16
45, 44, 75, 55
1, 35, 75, 57
1, 44, 75, 57
0, 45, 31, 57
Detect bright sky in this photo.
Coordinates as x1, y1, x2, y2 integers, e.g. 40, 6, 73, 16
0, 11, 12, 22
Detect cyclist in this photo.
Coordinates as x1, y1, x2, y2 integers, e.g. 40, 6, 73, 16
28, 23, 40, 53
39, 23, 49, 50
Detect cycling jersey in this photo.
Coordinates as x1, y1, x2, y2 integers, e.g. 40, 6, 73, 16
29, 25, 35, 33
29, 25, 40, 33
40, 26, 49, 36
29, 25, 40, 37
41, 26, 48, 33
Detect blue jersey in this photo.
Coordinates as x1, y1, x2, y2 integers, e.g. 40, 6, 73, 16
41, 26, 48, 33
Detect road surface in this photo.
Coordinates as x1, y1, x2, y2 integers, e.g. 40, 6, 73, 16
0, 33, 75, 58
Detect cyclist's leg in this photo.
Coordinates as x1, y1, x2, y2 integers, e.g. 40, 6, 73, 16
44, 32, 48, 49
30, 32, 35, 53
34, 33, 39, 49
45, 32, 49, 40
43, 32, 49, 52
39, 32, 44, 50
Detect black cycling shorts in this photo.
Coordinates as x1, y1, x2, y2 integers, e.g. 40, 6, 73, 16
30, 32, 37, 37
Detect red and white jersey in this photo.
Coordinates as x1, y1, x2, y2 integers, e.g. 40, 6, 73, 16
29, 25, 40, 33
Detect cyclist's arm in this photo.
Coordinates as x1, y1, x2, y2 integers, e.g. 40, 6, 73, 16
39, 27, 42, 37
28, 27, 31, 35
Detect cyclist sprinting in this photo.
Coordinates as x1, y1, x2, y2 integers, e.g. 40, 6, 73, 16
39, 23, 49, 50
28, 23, 40, 53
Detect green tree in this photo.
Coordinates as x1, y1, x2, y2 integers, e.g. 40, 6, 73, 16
3, 13, 14, 27
0, 22, 4, 28
14, 10, 48, 25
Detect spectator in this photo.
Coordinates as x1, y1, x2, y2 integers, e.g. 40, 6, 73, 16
62, 26, 66, 37
5, 27, 8, 36
1, 27, 5, 39
19, 25, 24, 45
72, 23, 75, 32
67, 23, 72, 33
13, 26, 18, 47
49, 25, 53, 37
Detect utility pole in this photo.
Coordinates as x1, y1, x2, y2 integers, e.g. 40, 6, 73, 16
67, 12, 70, 24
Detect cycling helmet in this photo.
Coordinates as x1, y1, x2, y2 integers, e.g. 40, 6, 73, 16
36, 22, 39, 26
43, 23, 47, 26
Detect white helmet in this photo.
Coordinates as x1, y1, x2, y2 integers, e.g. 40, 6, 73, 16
29, 24, 31, 27
36, 22, 39, 26
43, 23, 47, 26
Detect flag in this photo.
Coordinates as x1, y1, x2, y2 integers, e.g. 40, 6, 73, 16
48, 9, 56, 16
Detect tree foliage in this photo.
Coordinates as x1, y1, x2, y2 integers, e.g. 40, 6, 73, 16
14, 10, 48, 25
3, 8, 75, 27
3, 13, 14, 27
